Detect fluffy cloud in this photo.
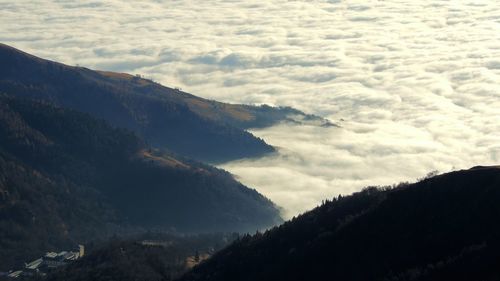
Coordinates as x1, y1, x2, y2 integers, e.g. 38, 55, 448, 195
1, 0, 499, 218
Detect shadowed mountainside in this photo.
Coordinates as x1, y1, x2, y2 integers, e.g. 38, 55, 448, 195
44, 233, 238, 281
180, 166, 500, 281
0, 43, 331, 163
0, 95, 282, 271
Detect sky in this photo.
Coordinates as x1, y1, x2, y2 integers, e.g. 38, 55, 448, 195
1, 0, 499, 218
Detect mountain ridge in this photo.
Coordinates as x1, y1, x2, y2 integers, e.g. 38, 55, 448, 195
0, 43, 331, 163
179, 166, 500, 281
0, 95, 282, 271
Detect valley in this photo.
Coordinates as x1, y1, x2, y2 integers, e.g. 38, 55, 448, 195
1, 1, 499, 278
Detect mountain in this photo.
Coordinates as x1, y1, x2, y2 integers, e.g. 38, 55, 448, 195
180, 166, 500, 281
0, 95, 281, 271
0, 43, 330, 163
43, 233, 237, 281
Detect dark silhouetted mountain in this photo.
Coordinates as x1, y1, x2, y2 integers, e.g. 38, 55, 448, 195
180, 166, 500, 281
0, 95, 281, 271
0, 43, 330, 163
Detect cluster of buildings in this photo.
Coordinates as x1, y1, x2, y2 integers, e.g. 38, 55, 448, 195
4, 245, 84, 279
139, 240, 173, 247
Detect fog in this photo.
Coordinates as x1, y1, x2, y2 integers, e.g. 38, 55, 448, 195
1, 0, 499, 218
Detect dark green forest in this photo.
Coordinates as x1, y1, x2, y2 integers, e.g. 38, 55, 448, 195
180, 166, 500, 281
0, 95, 281, 270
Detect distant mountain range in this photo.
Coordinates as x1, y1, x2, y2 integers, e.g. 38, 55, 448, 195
0, 43, 331, 163
6, 43, 498, 281
180, 166, 500, 281
0, 95, 281, 271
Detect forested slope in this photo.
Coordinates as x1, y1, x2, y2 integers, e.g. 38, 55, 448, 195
181, 166, 500, 281
0, 44, 329, 163
0, 95, 281, 270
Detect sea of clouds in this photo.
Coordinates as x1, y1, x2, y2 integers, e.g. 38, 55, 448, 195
1, 0, 499, 218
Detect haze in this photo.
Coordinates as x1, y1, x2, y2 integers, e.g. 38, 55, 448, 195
1, 0, 499, 218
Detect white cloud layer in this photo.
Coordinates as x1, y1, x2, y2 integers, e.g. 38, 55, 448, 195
1, 0, 499, 218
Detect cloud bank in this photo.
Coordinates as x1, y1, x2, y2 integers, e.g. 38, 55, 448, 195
1, 0, 499, 218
